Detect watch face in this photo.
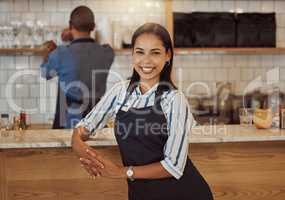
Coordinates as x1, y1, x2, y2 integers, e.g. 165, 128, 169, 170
127, 169, 133, 177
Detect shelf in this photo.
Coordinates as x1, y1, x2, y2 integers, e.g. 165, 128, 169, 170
1, 48, 285, 56
0, 48, 44, 55
174, 48, 285, 55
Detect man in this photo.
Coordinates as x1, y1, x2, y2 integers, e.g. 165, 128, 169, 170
41, 6, 114, 129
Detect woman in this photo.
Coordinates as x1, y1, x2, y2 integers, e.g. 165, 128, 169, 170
72, 23, 213, 200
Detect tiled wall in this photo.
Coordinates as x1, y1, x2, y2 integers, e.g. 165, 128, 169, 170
0, 0, 285, 125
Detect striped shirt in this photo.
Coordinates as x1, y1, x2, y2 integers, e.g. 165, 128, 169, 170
76, 81, 196, 179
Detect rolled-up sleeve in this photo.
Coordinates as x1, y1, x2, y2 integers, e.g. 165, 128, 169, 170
75, 81, 125, 135
160, 91, 195, 179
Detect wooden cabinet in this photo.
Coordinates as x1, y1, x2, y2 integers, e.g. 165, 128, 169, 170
1, 141, 285, 200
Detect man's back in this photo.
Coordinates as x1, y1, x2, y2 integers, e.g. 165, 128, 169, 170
41, 38, 114, 128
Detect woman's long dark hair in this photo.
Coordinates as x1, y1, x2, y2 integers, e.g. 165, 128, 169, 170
127, 23, 177, 97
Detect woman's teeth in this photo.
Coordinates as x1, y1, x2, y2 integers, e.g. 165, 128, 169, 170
141, 67, 154, 73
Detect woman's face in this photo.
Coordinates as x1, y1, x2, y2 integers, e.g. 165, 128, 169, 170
132, 33, 171, 87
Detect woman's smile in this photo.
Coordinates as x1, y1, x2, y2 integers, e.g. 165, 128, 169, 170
140, 66, 155, 74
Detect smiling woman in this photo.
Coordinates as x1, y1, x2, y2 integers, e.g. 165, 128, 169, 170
72, 23, 213, 200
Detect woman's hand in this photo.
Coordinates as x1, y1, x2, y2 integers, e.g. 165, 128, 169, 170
79, 148, 126, 179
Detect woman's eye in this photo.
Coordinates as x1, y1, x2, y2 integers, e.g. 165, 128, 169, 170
135, 51, 144, 54
152, 52, 161, 55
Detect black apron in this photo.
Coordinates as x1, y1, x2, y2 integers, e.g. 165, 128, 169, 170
114, 93, 214, 200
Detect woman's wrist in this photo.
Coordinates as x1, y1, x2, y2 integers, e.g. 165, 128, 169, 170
120, 166, 128, 179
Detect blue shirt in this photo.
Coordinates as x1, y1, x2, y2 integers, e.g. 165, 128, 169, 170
41, 38, 114, 128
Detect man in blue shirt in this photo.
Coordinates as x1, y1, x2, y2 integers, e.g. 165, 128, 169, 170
41, 6, 114, 129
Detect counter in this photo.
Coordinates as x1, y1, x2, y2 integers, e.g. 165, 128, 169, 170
1, 125, 285, 149
1, 125, 285, 200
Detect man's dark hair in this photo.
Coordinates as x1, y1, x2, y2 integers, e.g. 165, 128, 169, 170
69, 6, 95, 32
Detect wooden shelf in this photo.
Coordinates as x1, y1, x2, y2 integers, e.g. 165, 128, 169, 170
0, 48, 44, 55
174, 48, 285, 55
1, 48, 285, 56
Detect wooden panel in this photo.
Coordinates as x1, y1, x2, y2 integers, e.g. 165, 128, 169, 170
0, 150, 7, 200
1, 142, 285, 200
190, 142, 285, 200
165, 0, 173, 43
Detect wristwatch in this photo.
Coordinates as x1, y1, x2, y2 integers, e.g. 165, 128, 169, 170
126, 166, 135, 181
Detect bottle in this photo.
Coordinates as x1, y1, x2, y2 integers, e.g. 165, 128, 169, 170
19, 111, 27, 130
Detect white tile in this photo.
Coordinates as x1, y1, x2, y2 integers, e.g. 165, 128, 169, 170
72, 0, 87, 9
57, 0, 72, 12
208, 0, 223, 12
261, 55, 274, 68
30, 56, 43, 68
36, 13, 51, 26
15, 84, 30, 98
215, 68, 228, 81
273, 55, 285, 67
261, 1, 275, 12
0, 99, 9, 112
277, 14, 285, 28
266, 67, 280, 83
0, 85, 5, 98
1, 56, 15, 69
172, 0, 186, 12
280, 68, 285, 81
253, 68, 266, 81
0, 0, 13, 12
86, 0, 103, 12
15, 56, 29, 69
277, 28, 285, 43
195, 55, 209, 68
248, 55, 261, 68
235, 0, 249, 13
228, 67, 241, 81
47, 97, 57, 112
29, 0, 43, 12
47, 81, 58, 97
189, 68, 202, 81
30, 114, 45, 124
235, 55, 248, 68
0, 13, 9, 24
44, 0, 57, 12
30, 84, 40, 98
275, 1, 285, 13
248, 1, 261, 12
23, 98, 39, 113
202, 68, 215, 81
14, 0, 29, 12
50, 13, 66, 26
208, 55, 222, 68
0, 70, 8, 84
21, 74, 38, 84
241, 68, 254, 81
173, 56, 182, 68
222, 0, 235, 12
22, 13, 36, 22
183, 0, 196, 12
7, 70, 22, 84
181, 55, 196, 68
222, 55, 235, 68
195, 0, 209, 11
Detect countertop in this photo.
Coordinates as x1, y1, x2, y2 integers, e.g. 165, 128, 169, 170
1, 125, 285, 149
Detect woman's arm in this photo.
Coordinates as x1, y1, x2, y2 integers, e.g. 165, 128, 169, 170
71, 126, 91, 158
81, 149, 173, 179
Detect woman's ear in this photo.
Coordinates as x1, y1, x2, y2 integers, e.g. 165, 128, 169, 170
166, 49, 172, 60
